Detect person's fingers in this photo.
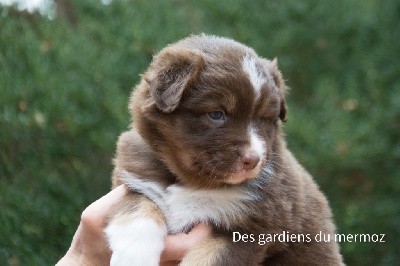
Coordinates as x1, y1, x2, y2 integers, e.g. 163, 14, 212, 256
186, 223, 212, 244
161, 233, 188, 262
68, 186, 127, 262
80, 185, 127, 229
161, 223, 212, 262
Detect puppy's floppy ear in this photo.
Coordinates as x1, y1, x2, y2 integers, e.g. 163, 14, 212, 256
268, 58, 287, 122
144, 47, 204, 113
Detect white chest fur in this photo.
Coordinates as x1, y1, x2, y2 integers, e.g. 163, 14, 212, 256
165, 185, 257, 233
121, 171, 258, 233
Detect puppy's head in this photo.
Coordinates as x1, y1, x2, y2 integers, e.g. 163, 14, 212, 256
131, 35, 287, 188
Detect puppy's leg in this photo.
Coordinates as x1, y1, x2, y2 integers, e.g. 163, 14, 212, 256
105, 192, 167, 266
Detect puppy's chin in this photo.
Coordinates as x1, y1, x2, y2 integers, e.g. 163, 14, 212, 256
224, 165, 262, 185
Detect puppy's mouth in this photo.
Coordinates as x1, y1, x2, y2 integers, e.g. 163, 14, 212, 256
224, 161, 262, 185
223, 167, 260, 185
193, 154, 264, 186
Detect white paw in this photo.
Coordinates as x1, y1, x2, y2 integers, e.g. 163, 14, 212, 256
105, 218, 167, 266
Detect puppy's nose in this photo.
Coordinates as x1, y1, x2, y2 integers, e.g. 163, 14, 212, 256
241, 151, 260, 170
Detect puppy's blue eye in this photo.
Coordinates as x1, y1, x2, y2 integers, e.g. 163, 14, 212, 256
208, 111, 225, 120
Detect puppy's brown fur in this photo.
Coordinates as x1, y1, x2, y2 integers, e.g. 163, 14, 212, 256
108, 35, 344, 265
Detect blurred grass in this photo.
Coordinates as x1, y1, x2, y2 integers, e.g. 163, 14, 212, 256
0, 0, 399, 265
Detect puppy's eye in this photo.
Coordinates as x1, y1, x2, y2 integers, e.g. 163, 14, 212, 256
208, 111, 225, 121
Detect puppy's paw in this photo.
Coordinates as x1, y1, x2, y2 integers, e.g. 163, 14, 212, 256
105, 218, 167, 266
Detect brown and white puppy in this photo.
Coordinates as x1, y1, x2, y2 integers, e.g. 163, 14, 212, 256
105, 35, 344, 265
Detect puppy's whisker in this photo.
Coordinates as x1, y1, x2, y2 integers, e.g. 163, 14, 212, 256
192, 143, 233, 163
209, 161, 223, 180
198, 158, 217, 176
212, 161, 232, 181
193, 143, 231, 157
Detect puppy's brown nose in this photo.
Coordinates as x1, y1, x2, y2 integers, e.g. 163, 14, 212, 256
241, 151, 260, 170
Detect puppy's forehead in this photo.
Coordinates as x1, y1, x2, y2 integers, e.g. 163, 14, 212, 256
185, 53, 278, 114
176, 35, 276, 98
173, 36, 279, 113
207, 50, 277, 102
217, 53, 278, 107
241, 54, 275, 99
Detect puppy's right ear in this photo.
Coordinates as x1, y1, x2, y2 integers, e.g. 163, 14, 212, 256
144, 47, 204, 113
267, 58, 288, 122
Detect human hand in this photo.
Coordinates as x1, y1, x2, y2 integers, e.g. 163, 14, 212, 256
160, 223, 212, 266
56, 185, 212, 265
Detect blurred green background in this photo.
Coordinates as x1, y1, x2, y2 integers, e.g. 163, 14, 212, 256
0, 0, 399, 265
